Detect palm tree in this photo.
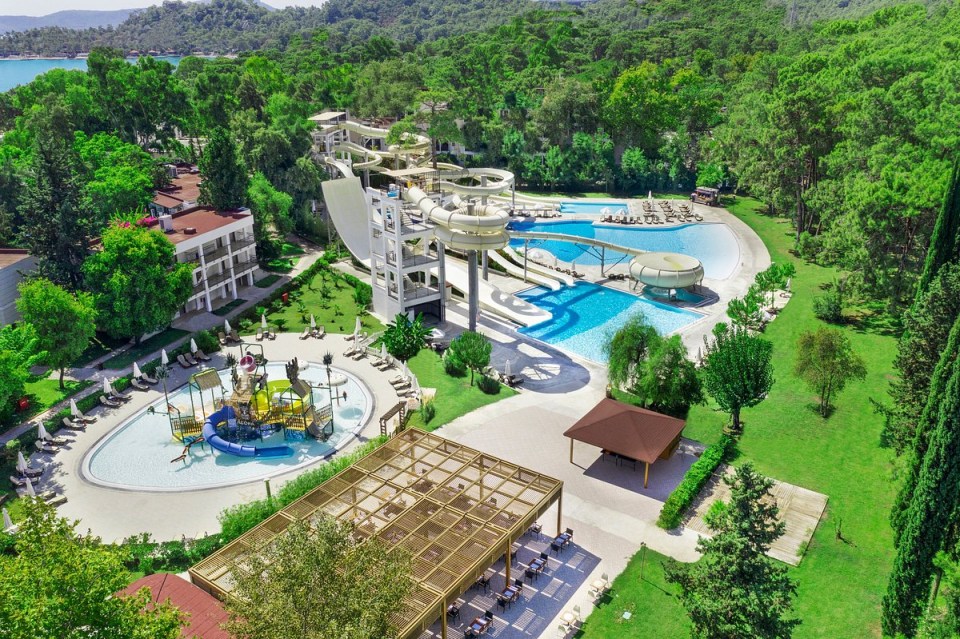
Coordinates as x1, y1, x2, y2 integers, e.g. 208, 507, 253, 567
322, 352, 337, 406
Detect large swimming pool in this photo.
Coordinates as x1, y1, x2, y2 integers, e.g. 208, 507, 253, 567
83, 363, 372, 491
559, 200, 630, 215
518, 283, 703, 363
509, 220, 740, 280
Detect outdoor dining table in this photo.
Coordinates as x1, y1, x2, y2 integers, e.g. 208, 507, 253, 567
526, 557, 546, 581
498, 584, 521, 609
467, 616, 490, 635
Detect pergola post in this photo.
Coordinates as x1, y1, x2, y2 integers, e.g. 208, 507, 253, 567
644, 462, 650, 489
569, 438, 573, 464
557, 491, 563, 536
441, 599, 447, 639
505, 539, 512, 582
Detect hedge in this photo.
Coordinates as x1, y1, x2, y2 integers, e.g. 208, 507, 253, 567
656, 435, 735, 529
218, 435, 389, 542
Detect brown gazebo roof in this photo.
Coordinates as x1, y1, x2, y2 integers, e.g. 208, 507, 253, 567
563, 398, 685, 464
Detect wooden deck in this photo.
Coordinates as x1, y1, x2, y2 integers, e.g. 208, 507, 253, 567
684, 465, 827, 566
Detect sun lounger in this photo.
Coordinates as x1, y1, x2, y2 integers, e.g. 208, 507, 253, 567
34, 440, 58, 454
183, 353, 199, 366
256, 328, 263, 341
195, 349, 211, 362
72, 408, 97, 423
300, 327, 310, 340
218, 331, 228, 345
16, 464, 43, 478
177, 354, 193, 369
99, 395, 121, 409
313, 326, 325, 339
110, 389, 131, 403
63, 417, 86, 431
351, 348, 367, 360
45, 494, 68, 507
228, 330, 241, 343
10, 475, 30, 488
266, 330, 276, 340
130, 378, 149, 391
140, 373, 158, 385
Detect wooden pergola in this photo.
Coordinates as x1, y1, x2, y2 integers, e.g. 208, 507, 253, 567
564, 398, 685, 488
189, 429, 563, 639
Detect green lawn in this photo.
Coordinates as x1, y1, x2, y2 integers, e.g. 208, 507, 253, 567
263, 257, 298, 273
404, 350, 517, 431
579, 547, 690, 639
2, 373, 93, 435
101, 328, 190, 370
593, 198, 898, 638
212, 299, 246, 316
255, 274, 281, 288
254, 270, 384, 335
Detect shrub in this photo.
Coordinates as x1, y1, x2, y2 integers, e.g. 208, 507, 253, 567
443, 351, 467, 377
4, 439, 21, 462
477, 375, 501, 395
813, 283, 844, 323
192, 330, 220, 355
657, 435, 734, 529
419, 401, 436, 424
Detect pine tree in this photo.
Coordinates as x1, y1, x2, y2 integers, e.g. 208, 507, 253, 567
199, 128, 249, 210
916, 159, 960, 299
890, 317, 960, 545
882, 323, 960, 637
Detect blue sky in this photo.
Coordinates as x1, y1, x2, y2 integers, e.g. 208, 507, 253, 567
7, 1, 325, 17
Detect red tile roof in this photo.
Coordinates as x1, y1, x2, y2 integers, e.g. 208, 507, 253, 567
120, 573, 230, 639
0, 248, 32, 269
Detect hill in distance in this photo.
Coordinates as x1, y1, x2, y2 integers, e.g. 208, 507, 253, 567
0, 9, 137, 33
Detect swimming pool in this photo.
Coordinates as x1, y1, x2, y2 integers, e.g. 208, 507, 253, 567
559, 200, 630, 215
509, 220, 739, 280
83, 363, 372, 491
518, 282, 703, 363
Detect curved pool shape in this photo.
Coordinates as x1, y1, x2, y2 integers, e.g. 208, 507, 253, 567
518, 282, 703, 363
509, 220, 740, 280
83, 363, 373, 491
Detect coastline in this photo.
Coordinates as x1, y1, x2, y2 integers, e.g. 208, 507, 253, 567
0, 54, 228, 61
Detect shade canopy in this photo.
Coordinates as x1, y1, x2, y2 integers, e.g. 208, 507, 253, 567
132, 362, 143, 379
16, 451, 28, 474
103, 379, 113, 395
564, 398, 685, 465
70, 398, 81, 417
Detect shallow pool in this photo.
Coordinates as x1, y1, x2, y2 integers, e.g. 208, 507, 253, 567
84, 363, 372, 491
509, 220, 740, 280
559, 200, 630, 215
518, 283, 703, 363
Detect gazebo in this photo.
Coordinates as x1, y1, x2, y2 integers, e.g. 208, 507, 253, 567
564, 398, 685, 488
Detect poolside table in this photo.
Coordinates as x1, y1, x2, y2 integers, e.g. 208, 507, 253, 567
467, 616, 490, 636
526, 556, 546, 581
497, 584, 521, 609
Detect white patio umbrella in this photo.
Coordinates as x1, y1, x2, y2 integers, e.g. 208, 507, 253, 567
379, 343, 387, 360
70, 398, 81, 418
648, 190, 653, 201
354, 317, 362, 335
402, 361, 410, 381
190, 338, 198, 354
132, 362, 143, 379
504, 359, 512, 378
38, 424, 52, 442
224, 319, 232, 334
2, 507, 12, 531
161, 349, 170, 367
571, 261, 577, 273
261, 314, 268, 330
407, 310, 415, 322
16, 451, 29, 475
310, 315, 317, 329
24, 477, 35, 498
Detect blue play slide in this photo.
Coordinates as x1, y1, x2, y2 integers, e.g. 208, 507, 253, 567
202, 406, 294, 458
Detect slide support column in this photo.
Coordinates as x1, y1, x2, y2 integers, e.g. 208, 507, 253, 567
467, 250, 479, 332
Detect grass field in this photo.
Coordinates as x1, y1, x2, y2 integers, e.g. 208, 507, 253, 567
581, 197, 898, 638
102, 328, 190, 370
404, 349, 517, 432
256, 270, 384, 335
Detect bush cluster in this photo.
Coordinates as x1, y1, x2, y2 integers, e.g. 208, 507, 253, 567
121, 532, 226, 575
477, 375, 501, 395
443, 351, 467, 377
656, 435, 734, 529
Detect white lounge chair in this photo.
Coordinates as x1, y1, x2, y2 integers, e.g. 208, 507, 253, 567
34, 440, 58, 454
99, 395, 121, 409
62, 417, 86, 431
299, 327, 310, 340
195, 349, 211, 362
130, 378, 149, 391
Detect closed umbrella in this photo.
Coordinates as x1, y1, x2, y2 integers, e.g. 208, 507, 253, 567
2, 507, 12, 531
190, 338, 198, 354
553, 255, 559, 269
70, 398, 81, 418
161, 349, 170, 367
354, 317, 361, 335
648, 190, 653, 201
571, 261, 577, 274
504, 359, 512, 379
16, 452, 29, 475
103, 378, 113, 395
310, 315, 316, 329
407, 310, 415, 322
132, 362, 143, 379
224, 319, 232, 334
24, 477, 35, 498
38, 424, 52, 442
261, 314, 268, 330
402, 361, 409, 382
379, 343, 387, 360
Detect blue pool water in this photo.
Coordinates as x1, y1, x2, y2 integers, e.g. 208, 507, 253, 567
518, 282, 703, 363
84, 363, 372, 491
509, 219, 739, 280
559, 200, 630, 215
0, 56, 185, 93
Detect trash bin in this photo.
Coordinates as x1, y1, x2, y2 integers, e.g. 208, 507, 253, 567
282, 292, 289, 304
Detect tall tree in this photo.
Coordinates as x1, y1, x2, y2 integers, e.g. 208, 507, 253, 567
665, 464, 800, 639
448, 330, 492, 386
883, 319, 960, 637
0, 499, 184, 639
605, 314, 660, 392
82, 221, 193, 343
17, 278, 97, 390
247, 171, 293, 260
794, 328, 867, 417
916, 159, 960, 299
701, 323, 775, 433
16, 100, 90, 289
223, 517, 411, 639
199, 128, 249, 211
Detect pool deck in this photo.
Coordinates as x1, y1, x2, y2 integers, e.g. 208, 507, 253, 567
28, 333, 408, 542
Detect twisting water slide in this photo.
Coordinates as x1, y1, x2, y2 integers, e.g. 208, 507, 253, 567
317, 117, 556, 326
